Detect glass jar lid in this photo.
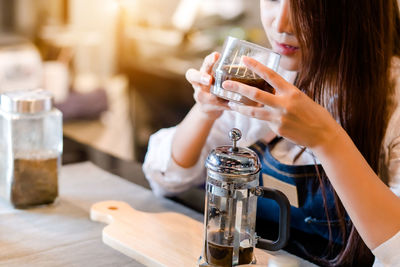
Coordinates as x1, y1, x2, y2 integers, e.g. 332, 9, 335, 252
0, 89, 53, 114
205, 128, 260, 178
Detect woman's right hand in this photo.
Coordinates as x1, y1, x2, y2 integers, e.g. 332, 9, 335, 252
185, 52, 230, 120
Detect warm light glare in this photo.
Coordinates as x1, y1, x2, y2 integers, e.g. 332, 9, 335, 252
106, 0, 120, 13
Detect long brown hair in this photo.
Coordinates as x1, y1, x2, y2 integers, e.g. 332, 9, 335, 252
289, 0, 400, 266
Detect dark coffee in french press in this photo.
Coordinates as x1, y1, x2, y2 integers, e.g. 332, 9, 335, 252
206, 230, 254, 266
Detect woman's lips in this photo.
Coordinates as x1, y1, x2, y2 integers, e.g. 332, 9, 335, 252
273, 41, 300, 56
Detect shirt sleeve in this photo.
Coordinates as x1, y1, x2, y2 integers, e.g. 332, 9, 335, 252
372, 230, 400, 267
142, 110, 271, 196
142, 126, 207, 197
387, 135, 400, 197
142, 111, 230, 197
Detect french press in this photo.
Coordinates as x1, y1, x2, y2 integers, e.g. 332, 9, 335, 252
199, 128, 290, 266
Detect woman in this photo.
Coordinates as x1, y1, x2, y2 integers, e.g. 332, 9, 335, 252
143, 0, 400, 266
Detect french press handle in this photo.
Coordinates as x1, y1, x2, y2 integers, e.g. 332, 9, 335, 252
256, 187, 291, 251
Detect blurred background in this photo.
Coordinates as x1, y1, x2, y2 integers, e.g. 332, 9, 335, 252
0, 0, 268, 180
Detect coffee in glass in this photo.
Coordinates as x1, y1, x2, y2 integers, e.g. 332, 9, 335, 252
211, 36, 280, 105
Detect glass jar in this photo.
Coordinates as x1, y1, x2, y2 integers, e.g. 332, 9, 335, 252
0, 89, 62, 208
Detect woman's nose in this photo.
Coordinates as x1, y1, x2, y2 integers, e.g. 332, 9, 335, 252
273, 1, 293, 34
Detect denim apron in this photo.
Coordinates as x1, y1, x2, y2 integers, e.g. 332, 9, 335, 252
250, 138, 347, 260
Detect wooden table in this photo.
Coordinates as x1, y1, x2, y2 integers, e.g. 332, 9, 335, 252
0, 162, 316, 267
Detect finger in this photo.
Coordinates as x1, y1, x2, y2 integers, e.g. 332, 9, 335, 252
228, 101, 275, 121
243, 56, 290, 93
210, 99, 230, 109
195, 96, 230, 112
222, 80, 281, 108
186, 68, 212, 86
200, 52, 220, 74
192, 82, 212, 92
195, 90, 229, 107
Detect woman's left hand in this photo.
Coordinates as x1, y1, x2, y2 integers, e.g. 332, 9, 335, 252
224, 56, 340, 150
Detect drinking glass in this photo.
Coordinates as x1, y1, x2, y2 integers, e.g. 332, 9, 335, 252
211, 36, 280, 105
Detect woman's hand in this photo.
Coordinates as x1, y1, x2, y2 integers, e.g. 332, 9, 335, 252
223, 56, 340, 150
185, 52, 230, 121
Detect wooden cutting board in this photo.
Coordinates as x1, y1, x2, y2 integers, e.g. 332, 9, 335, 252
90, 200, 274, 267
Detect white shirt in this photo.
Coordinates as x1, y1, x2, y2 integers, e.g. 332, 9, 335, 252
142, 58, 400, 266
373, 230, 400, 267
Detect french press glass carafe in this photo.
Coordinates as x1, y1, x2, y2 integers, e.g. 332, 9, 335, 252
199, 128, 290, 266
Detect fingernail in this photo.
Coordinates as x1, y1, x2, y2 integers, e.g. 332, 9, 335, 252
201, 74, 211, 85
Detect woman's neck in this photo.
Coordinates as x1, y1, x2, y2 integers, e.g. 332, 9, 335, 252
278, 66, 298, 84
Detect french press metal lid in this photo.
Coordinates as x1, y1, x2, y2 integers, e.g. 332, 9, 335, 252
205, 128, 260, 183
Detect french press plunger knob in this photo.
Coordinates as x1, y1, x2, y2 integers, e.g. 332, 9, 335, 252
229, 128, 241, 152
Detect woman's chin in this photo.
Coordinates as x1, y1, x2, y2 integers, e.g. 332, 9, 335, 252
279, 55, 300, 72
